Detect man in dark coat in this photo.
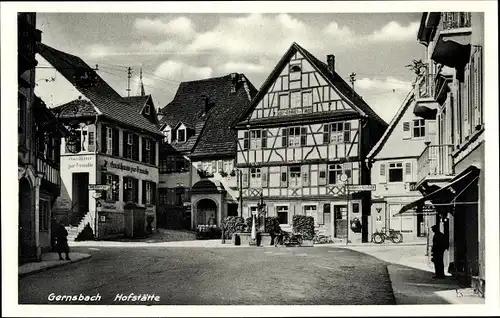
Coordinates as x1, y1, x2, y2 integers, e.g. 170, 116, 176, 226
54, 221, 71, 261
431, 224, 448, 278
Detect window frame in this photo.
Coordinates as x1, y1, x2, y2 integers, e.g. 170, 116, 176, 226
412, 119, 426, 138
289, 166, 302, 188
388, 162, 404, 183
276, 205, 289, 225
250, 129, 262, 150
250, 168, 262, 188
177, 129, 186, 143
328, 164, 343, 185
106, 127, 113, 155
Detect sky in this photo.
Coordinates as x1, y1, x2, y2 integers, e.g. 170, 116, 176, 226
35, 12, 425, 123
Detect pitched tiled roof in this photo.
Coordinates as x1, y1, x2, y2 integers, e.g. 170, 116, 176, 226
38, 43, 162, 136
121, 95, 150, 111
237, 42, 388, 128
159, 74, 256, 156
366, 90, 415, 160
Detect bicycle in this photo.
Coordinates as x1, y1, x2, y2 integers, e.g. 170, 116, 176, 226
313, 231, 332, 244
371, 228, 403, 244
282, 232, 303, 246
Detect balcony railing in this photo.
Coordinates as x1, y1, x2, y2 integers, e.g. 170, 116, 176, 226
441, 12, 472, 30
416, 73, 435, 99
417, 144, 454, 184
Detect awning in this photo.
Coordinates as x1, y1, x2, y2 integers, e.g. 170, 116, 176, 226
396, 165, 480, 216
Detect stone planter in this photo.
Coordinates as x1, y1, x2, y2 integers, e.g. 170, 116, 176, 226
259, 233, 272, 246
234, 232, 253, 246
301, 239, 314, 247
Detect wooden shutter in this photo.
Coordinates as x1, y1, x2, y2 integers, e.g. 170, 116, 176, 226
402, 122, 411, 139
133, 134, 139, 161
123, 131, 129, 158
323, 124, 330, 144
300, 127, 307, 146
243, 131, 249, 150
112, 128, 119, 156
281, 128, 288, 147
404, 162, 412, 182
134, 178, 139, 203
242, 168, 249, 188
101, 124, 107, 153
261, 130, 267, 149
318, 164, 327, 186
150, 139, 156, 165
317, 206, 324, 225
142, 180, 147, 204
142, 137, 147, 163
280, 166, 288, 187
301, 165, 310, 187
261, 167, 268, 187
463, 65, 470, 137
380, 163, 387, 183
474, 48, 482, 127
87, 124, 96, 152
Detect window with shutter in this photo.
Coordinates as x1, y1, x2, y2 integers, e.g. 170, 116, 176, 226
280, 166, 288, 187
112, 128, 119, 156
402, 122, 411, 139
87, 125, 96, 152
101, 124, 107, 153
261, 130, 267, 149
318, 164, 327, 185
133, 135, 139, 161
282, 128, 288, 147
243, 131, 249, 150
142, 180, 147, 204
300, 127, 307, 146
323, 124, 329, 144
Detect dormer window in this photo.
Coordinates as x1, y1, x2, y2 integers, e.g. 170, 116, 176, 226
162, 125, 172, 144
144, 104, 150, 115
177, 128, 186, 143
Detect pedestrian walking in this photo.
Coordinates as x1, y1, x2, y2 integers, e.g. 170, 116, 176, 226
54, 220, 71, 261
431, 224, 448, 279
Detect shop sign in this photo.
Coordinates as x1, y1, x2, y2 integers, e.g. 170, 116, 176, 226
103, 159, 149, 175
67, 155, 94, 170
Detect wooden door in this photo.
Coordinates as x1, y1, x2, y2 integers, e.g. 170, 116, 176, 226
334, 205, 348, 238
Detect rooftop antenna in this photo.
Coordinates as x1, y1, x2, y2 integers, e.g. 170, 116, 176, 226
139, 67, 145, 96
126, 67, 132, 97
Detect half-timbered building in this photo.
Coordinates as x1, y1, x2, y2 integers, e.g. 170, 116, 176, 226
18, 13, 67, 263
234, 43, 388, 243
37, 43, 163, 240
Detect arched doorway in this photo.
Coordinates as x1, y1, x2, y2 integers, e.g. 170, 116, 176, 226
196, 199, 217, 227
19, 178, 33, 263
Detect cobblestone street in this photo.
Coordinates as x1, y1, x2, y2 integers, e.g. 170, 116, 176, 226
19, 246, 396, 305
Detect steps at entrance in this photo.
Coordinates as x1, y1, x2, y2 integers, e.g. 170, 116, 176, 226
64, 211, 94, 241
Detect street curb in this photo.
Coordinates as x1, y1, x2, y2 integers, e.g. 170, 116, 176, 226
19, 255, 92, 278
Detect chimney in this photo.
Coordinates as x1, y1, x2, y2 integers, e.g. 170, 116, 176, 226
201, 95, 210, 114
230, 73, 239, 94
327, 54, 335, 73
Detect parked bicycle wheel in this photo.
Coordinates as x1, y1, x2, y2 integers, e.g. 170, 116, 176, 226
390, 232, 403, 243
372, 233, 385, 244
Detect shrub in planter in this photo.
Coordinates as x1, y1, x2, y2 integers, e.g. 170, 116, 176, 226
264, 217, 281, 234
292, 215, 315, 240
75, 223, 95, 241
221, 216, 246, 239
